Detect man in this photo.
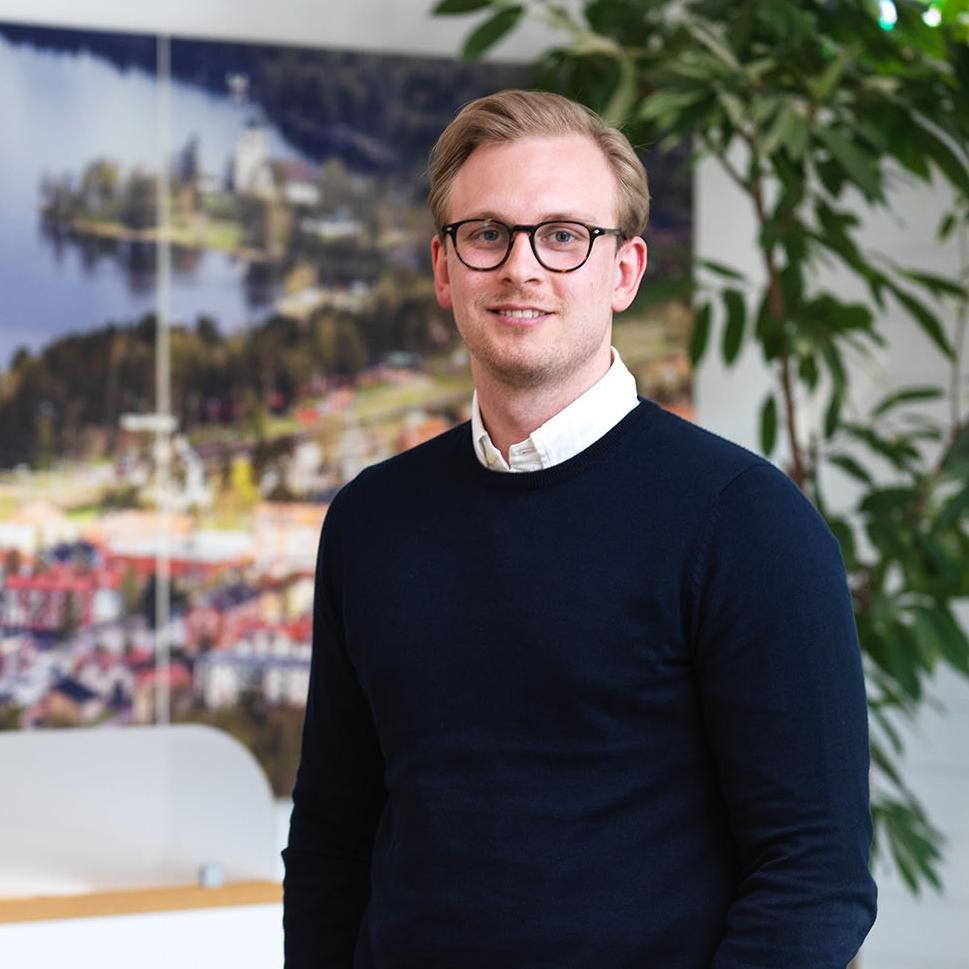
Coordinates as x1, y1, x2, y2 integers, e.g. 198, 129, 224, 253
283, 89, 877, 968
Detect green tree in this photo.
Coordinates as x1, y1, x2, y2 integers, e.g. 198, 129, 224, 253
119, 170, 158, 230
80, 158, 120, 219
0, 704, 24, 730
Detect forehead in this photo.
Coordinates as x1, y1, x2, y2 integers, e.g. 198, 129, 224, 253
447, 133, 618, 224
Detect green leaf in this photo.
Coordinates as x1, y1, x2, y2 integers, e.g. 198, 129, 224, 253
716, 91, 746, 130
898, 268, 966, 299
872, 795, 944, 893
816, 157, 846, 198
759, 394, 777, 456
639, 89, 708, 122
869, 703, 904, 756
689, 302, 712, 366
798, 353, 819, 390
813, 201, 864, 269
925, 607, 969, 674
942, 426, 969, 477
861, 486, 917, 518
721, 289, 746, 364
686, 21, 742, 71
761, 104, 793, 158
433, 0, 493, 13
870, 735, 905, 789
743, 58, 775, 82
938, 212, 956, 242
938, 483, 969, 531
816, 126, 883, 201
828, 453, 874, 485
819, 343, 846, 439
782, 110, 809, 160
827, 517, 857, 571
824, 386, 844, 440
755, 290, 786, 360
761, 104, 809, 161
602, 54, 639, 126
698, 258, 745, 281
888, 284, 954, 359
541, 2, 584, 37
665, 58, 727, 84
866, 664, 918, 716
908, 116, 969, 198
910, 611, 941, 670
461, 5, 524, 59
871, 386, 943, 418
810, 50, 850, 103
839, 303, 874, 330
886, 624, 923, 700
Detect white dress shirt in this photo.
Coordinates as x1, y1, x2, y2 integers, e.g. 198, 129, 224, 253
470, 347, 640, 472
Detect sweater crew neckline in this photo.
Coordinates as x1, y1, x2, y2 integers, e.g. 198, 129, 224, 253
460, 396, 657, 489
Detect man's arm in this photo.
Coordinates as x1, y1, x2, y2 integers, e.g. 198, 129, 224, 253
692, 462, 877, 969
283, 490, 387, 968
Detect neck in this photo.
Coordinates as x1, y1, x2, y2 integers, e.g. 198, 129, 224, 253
473, 348, 612, 462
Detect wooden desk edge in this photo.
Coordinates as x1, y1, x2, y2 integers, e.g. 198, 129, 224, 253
0, 880, 282, 924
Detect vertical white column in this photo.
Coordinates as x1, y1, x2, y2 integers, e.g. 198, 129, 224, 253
154, 33, 172, 726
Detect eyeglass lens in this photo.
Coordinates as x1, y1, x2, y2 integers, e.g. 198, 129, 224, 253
455, 221, 591, 271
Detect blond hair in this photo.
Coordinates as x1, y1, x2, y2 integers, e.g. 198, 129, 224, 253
428, 89, 649, 239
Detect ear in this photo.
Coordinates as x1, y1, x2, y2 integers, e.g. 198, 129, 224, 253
611, 236, 648, 314
431, 234, 453, 311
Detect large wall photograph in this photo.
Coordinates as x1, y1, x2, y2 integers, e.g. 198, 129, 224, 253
0, 21, 693, 794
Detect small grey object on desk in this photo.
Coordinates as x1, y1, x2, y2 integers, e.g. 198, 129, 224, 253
198, 862, 225, 888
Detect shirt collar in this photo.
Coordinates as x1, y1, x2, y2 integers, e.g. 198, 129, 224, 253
470, 346, 639, 472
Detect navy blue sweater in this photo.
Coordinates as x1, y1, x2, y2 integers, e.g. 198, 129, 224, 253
283, 398, 876, 968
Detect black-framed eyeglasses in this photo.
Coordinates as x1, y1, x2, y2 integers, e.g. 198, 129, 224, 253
440, 219, 626, 273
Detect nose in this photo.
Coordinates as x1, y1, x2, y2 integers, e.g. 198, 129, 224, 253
500, 229, 542, 283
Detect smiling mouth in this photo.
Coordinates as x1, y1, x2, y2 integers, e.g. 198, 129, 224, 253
489, 307, 552, 321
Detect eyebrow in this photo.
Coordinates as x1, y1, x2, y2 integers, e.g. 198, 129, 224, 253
465, 211, 601, 225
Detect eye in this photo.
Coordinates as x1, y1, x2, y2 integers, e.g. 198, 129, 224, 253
537, 223, 588, 248
462, 223, 507, 247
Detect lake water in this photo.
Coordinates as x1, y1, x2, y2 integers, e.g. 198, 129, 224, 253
0, 32, 305, 369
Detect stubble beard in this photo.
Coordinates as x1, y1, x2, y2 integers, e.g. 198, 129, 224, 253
458, 299, 608, 393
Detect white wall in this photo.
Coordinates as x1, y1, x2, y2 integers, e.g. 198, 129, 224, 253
2, 1, 967, 965
0, 0, 560, 59
0, 904, 284, 969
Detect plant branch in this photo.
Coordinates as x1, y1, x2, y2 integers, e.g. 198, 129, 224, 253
748, 159, 807, 488
700, 127, 806, 486
698, 133, 751, 199
952, 218, 969, 432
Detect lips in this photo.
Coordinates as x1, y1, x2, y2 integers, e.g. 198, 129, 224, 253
488, 305, 553, 324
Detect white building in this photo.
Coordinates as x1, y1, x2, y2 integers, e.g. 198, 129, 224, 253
195, 626, 311, 708
232, 120, 274, 197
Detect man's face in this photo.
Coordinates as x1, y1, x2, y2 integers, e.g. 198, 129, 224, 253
431, 133, 646, 393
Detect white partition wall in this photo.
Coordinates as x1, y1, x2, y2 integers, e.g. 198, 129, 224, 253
0, 725, 276, 896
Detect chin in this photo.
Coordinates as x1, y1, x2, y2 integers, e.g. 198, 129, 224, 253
477, 344, 578, 391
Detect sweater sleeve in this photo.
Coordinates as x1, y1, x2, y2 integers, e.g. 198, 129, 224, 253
692, 463, 877, 969
282, 487, 388, 967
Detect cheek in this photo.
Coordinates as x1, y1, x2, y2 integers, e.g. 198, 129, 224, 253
570, 273, 609, 312
451, 273, 488, 315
